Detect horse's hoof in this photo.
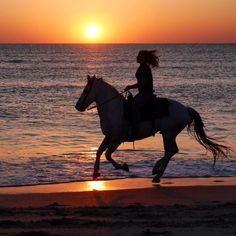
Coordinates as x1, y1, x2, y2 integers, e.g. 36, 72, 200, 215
93, 172, 100, 180
152, 176, 160, 183
122, 163, 129, 172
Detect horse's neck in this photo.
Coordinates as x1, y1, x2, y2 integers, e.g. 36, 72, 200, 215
96, 81, 124, 108
96, 81, 124, 121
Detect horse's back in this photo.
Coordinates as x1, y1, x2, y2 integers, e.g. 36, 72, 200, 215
168, 99, 188, 114
157, 98, 190, 132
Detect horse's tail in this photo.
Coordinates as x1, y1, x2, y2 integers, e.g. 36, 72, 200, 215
187, 107, 230, 164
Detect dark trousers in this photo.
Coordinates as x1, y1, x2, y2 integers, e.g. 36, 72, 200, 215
131, 91, 153, 131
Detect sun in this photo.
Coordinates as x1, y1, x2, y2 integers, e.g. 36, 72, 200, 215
85, 25, 101, 40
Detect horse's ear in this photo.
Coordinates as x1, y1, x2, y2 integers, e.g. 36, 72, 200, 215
92, 75, 96, 79
87, 75, 91, 81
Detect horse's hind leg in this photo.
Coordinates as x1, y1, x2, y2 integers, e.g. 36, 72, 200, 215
152, 131, 178, 182
152, 136, 178, 174
105, 139, 129, 172
93, 136, 110, 179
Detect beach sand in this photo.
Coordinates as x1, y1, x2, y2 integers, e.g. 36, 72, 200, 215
0, 177, 235, 236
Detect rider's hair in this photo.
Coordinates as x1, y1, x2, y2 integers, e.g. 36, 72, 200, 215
139, 50, 159, 68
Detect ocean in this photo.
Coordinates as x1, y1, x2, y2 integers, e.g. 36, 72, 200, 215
0, 44, 235, 187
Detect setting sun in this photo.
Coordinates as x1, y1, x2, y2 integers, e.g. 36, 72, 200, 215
1, 1, 236, 43
85, 25, 101, 40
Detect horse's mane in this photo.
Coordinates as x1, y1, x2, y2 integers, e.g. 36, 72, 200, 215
99, 79, 122, 97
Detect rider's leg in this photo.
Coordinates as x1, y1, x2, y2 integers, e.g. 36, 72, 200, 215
131, 92, 152, 136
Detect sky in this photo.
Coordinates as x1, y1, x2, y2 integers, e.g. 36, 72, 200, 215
0, 0, 236, 43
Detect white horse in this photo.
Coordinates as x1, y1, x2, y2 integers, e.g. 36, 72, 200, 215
76, 75, 229, 182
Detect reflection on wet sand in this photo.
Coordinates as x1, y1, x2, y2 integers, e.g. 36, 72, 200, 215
0, 177, 235, 195
88, 181, 106, 191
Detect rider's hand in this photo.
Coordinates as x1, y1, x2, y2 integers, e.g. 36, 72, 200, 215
124, 85, 131, 91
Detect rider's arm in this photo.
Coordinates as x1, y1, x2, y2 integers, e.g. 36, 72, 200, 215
125, 83, 138, 91
125, 77, 146, 91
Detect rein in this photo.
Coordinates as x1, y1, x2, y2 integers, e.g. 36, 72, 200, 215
87, 90, 127, 111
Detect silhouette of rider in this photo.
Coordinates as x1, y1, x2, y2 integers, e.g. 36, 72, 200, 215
125, 50, 159, 137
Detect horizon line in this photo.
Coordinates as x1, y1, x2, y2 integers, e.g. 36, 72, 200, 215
0, 42, 235, 45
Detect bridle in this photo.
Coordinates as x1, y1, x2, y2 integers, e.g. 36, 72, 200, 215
80, 79, 95, 109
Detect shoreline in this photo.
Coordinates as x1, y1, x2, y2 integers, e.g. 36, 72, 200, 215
0, 177, 235, 208
0, 176, 235, 195
0, 175, 235, 189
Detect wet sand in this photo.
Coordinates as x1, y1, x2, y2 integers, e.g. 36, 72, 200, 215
0, 177, 235, 236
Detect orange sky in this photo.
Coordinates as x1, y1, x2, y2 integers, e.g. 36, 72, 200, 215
1, 0, 236, 43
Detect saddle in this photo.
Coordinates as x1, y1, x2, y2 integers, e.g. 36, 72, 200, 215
124, 93, 169, 123
140, 96, 169, 121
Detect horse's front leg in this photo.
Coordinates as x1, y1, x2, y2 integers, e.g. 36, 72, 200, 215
93, 136, 110, 180
105, 139, 129, 172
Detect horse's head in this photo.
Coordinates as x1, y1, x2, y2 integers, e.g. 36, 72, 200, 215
75, 75, 101, 112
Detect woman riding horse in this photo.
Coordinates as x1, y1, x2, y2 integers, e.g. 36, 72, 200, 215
125, 50, 159, 137
75, 74, 230, 182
